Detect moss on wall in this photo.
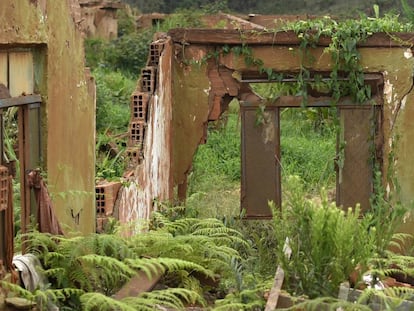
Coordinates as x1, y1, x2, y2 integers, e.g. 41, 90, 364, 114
0, 0, 95, 234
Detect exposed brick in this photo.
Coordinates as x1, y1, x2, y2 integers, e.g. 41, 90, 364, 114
96, 217, 108, 233
131, 92, 150, 121
141, 67, 156, 93
0, 166, 8, 211
126, 147, 143, 167
95, 181, 122, 217
129, 121, 146, 147
148, 42, 164, 66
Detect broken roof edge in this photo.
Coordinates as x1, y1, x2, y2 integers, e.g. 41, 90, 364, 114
168, 28, 414, 47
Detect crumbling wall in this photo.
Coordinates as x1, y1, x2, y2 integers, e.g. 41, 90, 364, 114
0, 0, 96, 234
118, 37, 174, 231
119, 27, 414, 237
79, 0, 123, 40
166, 29, 414, 232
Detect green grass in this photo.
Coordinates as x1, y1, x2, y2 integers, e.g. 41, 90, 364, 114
280, 107, 337, 194
187, 102, 338, 217
187, 106, 241, 218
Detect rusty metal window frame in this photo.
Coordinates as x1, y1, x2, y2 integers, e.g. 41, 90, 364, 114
241, 73, 383, 219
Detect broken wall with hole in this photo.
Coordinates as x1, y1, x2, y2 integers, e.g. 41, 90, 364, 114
119, 28, 414, 237
168, 29, 414, 230
0, 0, 96, 234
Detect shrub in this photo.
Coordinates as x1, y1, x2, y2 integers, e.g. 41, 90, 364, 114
273, 175, 376, 298
93, 68, 135, 133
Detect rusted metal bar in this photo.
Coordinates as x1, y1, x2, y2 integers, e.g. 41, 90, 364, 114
240, 93, 383, 108
0, 94, 41, 109
18, 105, 31, 247
241, 103, 281, 218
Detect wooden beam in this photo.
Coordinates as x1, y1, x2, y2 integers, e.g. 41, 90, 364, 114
240, 93, 382, 108
265, 238, 292, 311
168, 28, 414, 47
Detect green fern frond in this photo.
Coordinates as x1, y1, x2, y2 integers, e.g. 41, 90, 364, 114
127, 257, 214, 279
284, 296, 372, 311
124, 257, 165, 279
19, 231, 59, 256
78, 254, 135, 294
212, 288, 265, 311
43, 267, 66, 280
79, 254, 135, 277
0, 281, 35, 301
358, 287, 414, 309
80, 292, 136, 311
124, 287, 205, 310
44, 251, 65, 265
157, 257, 214, 278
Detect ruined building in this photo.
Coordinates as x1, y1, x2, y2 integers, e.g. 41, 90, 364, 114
116, 24, 414, 239
0, 0, 95, 273
79, 0, 124, 40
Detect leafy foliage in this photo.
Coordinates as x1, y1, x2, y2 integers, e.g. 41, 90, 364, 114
8, 214, 248, 310
272, 176, 377, 298
125, 0, 404, 16
94, 68, 135, 133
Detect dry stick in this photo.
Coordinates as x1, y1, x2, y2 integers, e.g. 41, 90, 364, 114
265, 238, 292, 311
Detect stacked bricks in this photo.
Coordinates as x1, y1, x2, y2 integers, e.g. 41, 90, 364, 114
0, 166, 8, 211
125, 42, 163, 169
129, 121, 145, 148
148, 42, 164, 66
131, 92, 150, 120
128, 92, 150, 167
126, 147, 143, 169
141, 67, 156, 93
96, 181, 121, 232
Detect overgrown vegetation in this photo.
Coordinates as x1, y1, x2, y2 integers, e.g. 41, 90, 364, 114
6, 3, 414, 311
124, 0, 405, 16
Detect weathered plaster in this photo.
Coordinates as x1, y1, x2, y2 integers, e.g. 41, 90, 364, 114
0, 0, 95, 234
172, 51, 211, 185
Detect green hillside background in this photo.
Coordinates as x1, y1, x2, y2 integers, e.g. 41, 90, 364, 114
124, 0, 410, 17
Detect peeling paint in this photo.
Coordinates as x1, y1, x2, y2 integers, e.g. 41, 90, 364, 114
401, 95, 407, 111
384, 79, 393, 104
404, 48, 413, 59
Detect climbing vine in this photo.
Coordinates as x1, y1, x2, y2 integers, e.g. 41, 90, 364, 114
188, 9, 413, 106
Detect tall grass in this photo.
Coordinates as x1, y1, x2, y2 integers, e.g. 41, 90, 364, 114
187, 105, 241, 218
187, 100, 338, 217
280, 107, 337, 194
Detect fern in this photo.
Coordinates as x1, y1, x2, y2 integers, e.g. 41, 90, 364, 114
12, 214, 248, 310
281, 296, 372, 311
80, 292, 136, 311
78, 254, 135, 294
1, 281, 84, 310
124, 287, 205, 310
357, 287, 414, 310
82, 287, 205, 311
212, 287, 265, 310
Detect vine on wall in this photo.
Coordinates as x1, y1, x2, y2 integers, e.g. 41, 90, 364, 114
190, 10, 413, 106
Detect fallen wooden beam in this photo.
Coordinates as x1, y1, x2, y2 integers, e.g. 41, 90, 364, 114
113, 269, 163, 300
265, 238, 292, 311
